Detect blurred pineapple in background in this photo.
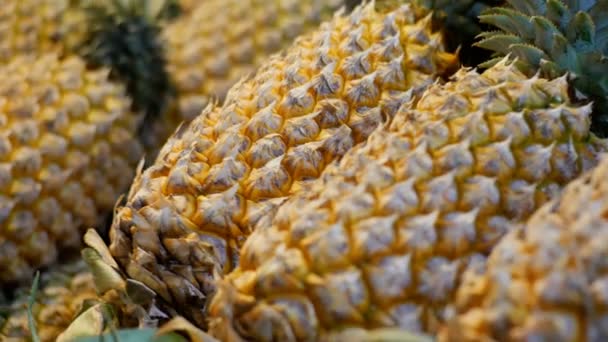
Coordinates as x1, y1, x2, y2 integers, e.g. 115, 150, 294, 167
0, 0, 186, 64
0, 0, 352, 287
1, 0, 362, 159
0, 261, 99, 342
162, 0, 345, 122
0, 0, 86, 63
0, 53, 144, 285
441, 154, 608, 341
0, 0, 173, 286
144, 0, 350, 157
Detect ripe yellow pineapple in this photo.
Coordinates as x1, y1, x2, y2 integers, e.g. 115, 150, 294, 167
0, 260, 98, 342
0, 0, 104, 63
145, 0, 351, 154
0, 0, 190, 65
105, 2, 458, 328
163, 0, 344, 122
440, 154, 608, 341
0, 0, 177, 286
159, 0, 503, 134
206, 58, 607, 340
0, 53, 143, 285
205, 0, 608, 339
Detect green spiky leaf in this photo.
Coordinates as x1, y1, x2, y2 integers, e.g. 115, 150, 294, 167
567, 11, 596, 52
531, 16, 561, 52
539, 58, 563, 77
475, 34, 524, 54
510, 43, 548, 66
478, 55, 510, 68
480, 8, 536, 39
506, 0, 547, 15
548, 33, 570, 63
477, 0, 608, 136
546, 0, 571, 30
74, 329, 187, 342
26, 271, 41, 342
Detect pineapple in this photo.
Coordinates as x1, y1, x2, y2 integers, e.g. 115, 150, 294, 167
0, 0, 85, 63
0, 260, 98, 342
439, 154, 608, 341
162, 0, 502, 126
0, 0, 178, 286
1, 0, 358, 159
149, 0, 350, 153
0, 53, 144, 285
205, 59, 607, 339
0, 0, 188, 65
104, 1, 459, 329
205, 0, 608, 339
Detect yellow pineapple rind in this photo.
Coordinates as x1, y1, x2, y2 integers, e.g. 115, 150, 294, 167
108, 2, 458, 328
439, 154, 608, 341
163, 0, 346, 123
147, 0, 351, 154
0, 0, 89, 63
0, 53, 143, 284
206, 58, 608, 341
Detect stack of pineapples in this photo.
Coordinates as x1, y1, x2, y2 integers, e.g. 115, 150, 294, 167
1, 0, 607, 341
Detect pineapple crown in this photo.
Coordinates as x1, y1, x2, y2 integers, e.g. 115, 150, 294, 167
475, 0, 608, 135
348, 0, 505, 65
417, 0, 505, 64
76, 0, 175, 124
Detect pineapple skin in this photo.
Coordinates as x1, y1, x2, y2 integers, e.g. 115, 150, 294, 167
147, 0, 360, 154
0, 53, 143, 285
439, 157, 608, 341
163, 0, 346, 122
206, 59, 608, 341
0, 261, 98, 342
108, 2, 458, 329
0, 0, 88, 63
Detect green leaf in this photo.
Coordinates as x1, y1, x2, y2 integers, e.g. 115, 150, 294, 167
510, 43, 548, 67
563, 0, 581, 11
555, 44, 583, 74
531, 16, 561, 52
478, 56, 509, 69
506, 0, 547, 16
539, 59, 564, 77
480, 8, 535, 40
589, 0, 608, 39
72, 328, 188, 342
567, 11, 596, 45
476, 30, 504, 39
27, 271, 41, 342
596, 24, 608, 53
578, 0, 597, 11
546, 0, 572, 30
474, 34, 524, 55
548, 32, 570, 60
